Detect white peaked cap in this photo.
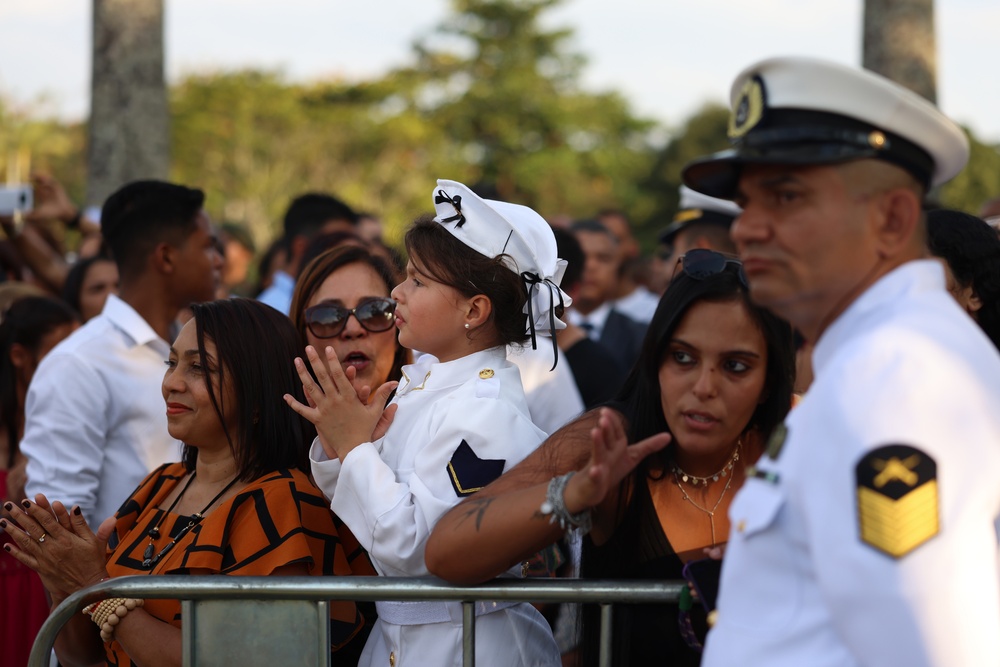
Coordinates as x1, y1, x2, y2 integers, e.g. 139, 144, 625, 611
432, 179, 572, 342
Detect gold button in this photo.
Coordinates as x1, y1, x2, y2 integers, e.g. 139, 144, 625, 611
868, 130, 887, 149
707, 610, 718, 627
736, 520, 746, 533
389, 651, 395, 667
478, 369, 495, 379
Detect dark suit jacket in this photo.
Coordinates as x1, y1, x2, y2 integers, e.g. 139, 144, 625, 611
599, 309, 648, 377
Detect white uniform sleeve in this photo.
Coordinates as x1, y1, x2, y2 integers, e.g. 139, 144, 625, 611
330, 396, 543, 577
803, 352, 1000, 666
308, 436, 343, 497
22, 353, 110, 518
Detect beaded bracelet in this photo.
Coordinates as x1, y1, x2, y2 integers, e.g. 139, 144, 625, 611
85, 597, 144, 642
539, 472, 593, 536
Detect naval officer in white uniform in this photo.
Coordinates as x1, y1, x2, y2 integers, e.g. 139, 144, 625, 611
682, 56, 1000, 666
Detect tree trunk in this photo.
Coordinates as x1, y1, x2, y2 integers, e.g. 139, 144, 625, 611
87, 0, 169, 208
862, 0, 936, 103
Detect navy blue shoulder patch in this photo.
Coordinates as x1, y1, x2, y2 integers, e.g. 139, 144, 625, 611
446, 440, 506, 497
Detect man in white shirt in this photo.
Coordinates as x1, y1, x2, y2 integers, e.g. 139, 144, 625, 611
22, 180, 223, 527
683, 57, 1000, 666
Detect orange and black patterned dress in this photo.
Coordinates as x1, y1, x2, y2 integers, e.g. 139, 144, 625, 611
103, 462, 373, 666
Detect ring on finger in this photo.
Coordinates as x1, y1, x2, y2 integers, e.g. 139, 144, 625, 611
37, 533, 48, 544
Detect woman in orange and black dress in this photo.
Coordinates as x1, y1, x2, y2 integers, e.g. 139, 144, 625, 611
2, 298, 370, 666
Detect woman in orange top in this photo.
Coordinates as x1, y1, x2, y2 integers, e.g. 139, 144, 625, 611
2, 298, 370, 666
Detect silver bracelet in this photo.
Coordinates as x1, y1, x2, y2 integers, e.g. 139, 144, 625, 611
540, 472, 592, 536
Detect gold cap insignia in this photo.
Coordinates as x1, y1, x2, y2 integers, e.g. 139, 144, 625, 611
728, 75, 766, 139
868, 130, 888, 150
672, 208, 703, 224
478, 368, 495, 379
856, 444, 938, 558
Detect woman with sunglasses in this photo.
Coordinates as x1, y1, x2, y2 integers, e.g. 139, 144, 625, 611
290, 245, 410, 401
426, 249, 795, 666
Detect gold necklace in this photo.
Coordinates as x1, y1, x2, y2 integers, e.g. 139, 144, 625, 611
670, 440, 741, 486
672, 464, 737, 546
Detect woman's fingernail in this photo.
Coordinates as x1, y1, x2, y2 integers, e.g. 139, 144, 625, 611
20, 500, 30, 509
3, 544, 10, 552
0, 519, 7, 528
3, 502, 12, 511
73, 506, 82, 516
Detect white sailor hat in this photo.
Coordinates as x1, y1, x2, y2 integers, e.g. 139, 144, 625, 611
432, 179, 572, 344
659, 186, 742, 245
683, 56, 970, 199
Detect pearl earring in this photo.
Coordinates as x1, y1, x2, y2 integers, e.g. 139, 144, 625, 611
464, 323, 471, 329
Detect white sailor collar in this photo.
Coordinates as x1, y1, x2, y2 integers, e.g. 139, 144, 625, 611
812, 259, 946, 376
396, 346, 508, 396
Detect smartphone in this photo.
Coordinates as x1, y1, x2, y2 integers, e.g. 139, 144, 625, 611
0, 185, 32, 215
682, 557, 723, 613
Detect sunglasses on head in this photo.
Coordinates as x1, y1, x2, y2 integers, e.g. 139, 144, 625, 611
674, 248, 748, 287
303, 297, 397, 339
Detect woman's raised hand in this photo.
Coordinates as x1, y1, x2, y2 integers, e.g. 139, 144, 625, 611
1, 495, 113, 605
284, 345, 397, 460
564, 408, 671, 514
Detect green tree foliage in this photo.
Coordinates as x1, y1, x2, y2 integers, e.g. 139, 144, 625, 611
939, 129, 1000, 212
639, 104, 730, 247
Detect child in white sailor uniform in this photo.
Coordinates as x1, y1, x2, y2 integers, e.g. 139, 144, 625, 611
286, 180, 566, 667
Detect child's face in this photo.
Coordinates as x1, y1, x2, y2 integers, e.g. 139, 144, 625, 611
391, 256, 473, 362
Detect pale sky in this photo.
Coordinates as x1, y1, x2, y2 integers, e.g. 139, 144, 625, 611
2, 0, 998, 142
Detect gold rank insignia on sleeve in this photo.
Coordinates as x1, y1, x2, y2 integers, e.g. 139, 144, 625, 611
855, 444, 939, 558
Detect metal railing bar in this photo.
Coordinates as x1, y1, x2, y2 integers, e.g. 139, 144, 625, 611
30, 576, 684, 667
462, 601, 475, 667
598, 603, 614, 667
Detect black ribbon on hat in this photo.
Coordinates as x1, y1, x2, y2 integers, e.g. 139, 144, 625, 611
434, 190, 466, 228
521, 271, 565, 371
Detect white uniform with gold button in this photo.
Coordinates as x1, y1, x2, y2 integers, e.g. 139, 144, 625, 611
704, 261, 1000, 666
311, 346, 561, 667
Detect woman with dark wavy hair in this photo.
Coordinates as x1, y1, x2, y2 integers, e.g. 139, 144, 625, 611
926, 208, 1000, 350
427, 251, 796, 666
2, 298, 369, 667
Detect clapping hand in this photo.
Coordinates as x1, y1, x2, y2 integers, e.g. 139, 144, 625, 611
1, 495, 114, 605
284, 345, 397, 461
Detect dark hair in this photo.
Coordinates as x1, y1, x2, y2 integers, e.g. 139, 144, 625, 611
61, 254, 115, 318
570, 218, 618, 243
552, 228, 584, 292
0, 297, 79, 467
283, 193, 357, 241
289, 245, 409, 384
404, 215, 529, 347
299, 230, 366, 273
619, 269, 794, 450
180, 298, 313, 480
100, 180, 206, 280
926, 208, 1000, 350
580, 269, 795, 665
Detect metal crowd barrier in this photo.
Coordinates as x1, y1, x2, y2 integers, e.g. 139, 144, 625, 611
29, 576, 684, 667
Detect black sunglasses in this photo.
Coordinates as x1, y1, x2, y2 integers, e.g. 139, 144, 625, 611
674, 249, 748, 287
303, 297, 397, 339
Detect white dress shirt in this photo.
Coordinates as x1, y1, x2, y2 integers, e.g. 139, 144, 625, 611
509, 342, 584, 436
614, 285, 661, 323
256, 270, 295, 315
705, 261, 1000, 667
568, 302, 612, 340
22, 295, 181, 527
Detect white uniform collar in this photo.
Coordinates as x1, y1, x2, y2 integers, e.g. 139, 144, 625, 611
812, 259, 946, 376
396, 346, 508, 396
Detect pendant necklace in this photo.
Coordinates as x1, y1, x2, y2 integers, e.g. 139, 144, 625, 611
670, 440, 742, 546
141, 471, 240, 569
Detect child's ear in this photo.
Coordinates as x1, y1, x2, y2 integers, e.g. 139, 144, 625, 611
464, 294, 493, 330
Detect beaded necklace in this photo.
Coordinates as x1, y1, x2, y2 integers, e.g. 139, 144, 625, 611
141, 472, 240, 570
670, 440, 741, 486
